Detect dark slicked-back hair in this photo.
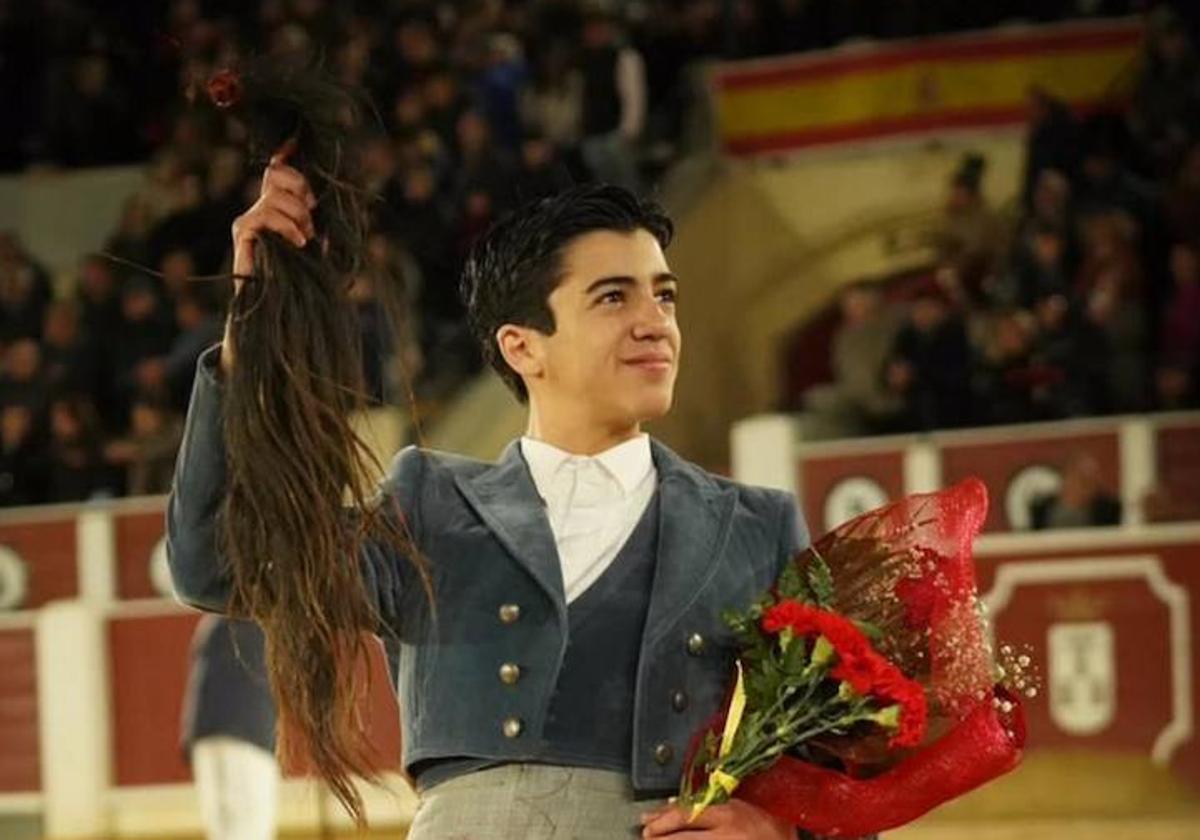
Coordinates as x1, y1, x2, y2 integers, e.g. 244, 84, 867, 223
460, 184, 674, 402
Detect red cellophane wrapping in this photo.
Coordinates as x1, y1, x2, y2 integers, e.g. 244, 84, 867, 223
733, 479, 1025, 836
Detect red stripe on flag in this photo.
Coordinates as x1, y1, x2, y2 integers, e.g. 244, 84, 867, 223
723, 106, 1032, 155
717, 24, 1141, 91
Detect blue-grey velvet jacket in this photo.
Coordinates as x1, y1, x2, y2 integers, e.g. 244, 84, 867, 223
166, 346, 809, 793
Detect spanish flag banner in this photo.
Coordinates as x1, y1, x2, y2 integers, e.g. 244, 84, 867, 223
714, 18, 1142, 157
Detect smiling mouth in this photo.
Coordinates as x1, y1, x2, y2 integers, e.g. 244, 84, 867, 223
624, 357, 674, 372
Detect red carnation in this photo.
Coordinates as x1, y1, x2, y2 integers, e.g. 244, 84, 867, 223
761, 599, 822, 635
870, 666, 929, 748
831, 653, 876, 695
814, 613, 871, 660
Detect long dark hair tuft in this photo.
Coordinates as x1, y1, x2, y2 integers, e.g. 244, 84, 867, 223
206, 57, 424, 824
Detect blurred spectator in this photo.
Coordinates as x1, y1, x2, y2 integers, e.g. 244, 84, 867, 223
334, 22, 374, 90
454, 108, 516, 208
181, 616, 279, 840
41, 301, 97, 397
75, 255, 124, 428
804, 282, 903, 436
723, 0, 771, 58
1076, 212, 1149, 411
44, 395, 111, 503
1074, 117, 1158, 229
202, 145, 249, 235
1001, 221, 1071, 308
761, 0, 823, 55
360, 132, 402, 198
521, 41, 584, 154
385, 13, 441, 92
1157, 241, 1200, 408
383, 165, 451, 289
1164, 142, 1200, 243
999, 167, 1076, 305
516, 132, 575, 201
42, 53, 139, 167
456, 186, 499, 253
974, 309, 1042, 425
1128, 6, 1200, 175
579, 7, 647, 191
1022, 88, 1080, 206
0, 339, 48, 415
0, 235, 52, 342
105, 195, 155, 270
76, 256, 122, 337
113, 278, 175, 418
423, 65, 469, 154
391, 86, 429, 139
159, 248, 199, 301
886, 288, 974, 430
475, 32, 529, 150
147, 170, 222, 273
1029, 452, 1122, 529
1029, 293, 1110, 418
935, 153, 1007, 297
133, 289, 222, 411
103, 394, 184, 496
1028, 167, 1074, 234
0, 405, 43, 507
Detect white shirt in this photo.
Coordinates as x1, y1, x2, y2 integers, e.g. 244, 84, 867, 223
520, 434, 657, 603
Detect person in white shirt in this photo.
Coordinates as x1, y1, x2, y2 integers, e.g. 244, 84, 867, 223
170, 177, 860, 840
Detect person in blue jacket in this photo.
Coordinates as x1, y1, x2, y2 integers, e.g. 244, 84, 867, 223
180, 615, 278, 840
168, 175, 868, 839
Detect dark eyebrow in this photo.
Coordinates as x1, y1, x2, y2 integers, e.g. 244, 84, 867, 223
583, 272, 679, 296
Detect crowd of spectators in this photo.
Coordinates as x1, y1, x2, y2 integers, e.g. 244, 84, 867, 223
0, 0, 1176, 507
804, 6, 1200, 443
0, 0, 679, 506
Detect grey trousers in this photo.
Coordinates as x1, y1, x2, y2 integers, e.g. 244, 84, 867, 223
406, 764, 670, 840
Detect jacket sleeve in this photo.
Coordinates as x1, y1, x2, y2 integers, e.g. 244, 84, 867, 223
165, 345, 233, 612
165, 344, 418, 628
775, 491, 811, 577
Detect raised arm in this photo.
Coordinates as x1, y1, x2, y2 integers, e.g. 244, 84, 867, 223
166, 344, 419, 624
165, 151, 415, 627
165, 150, 314, 612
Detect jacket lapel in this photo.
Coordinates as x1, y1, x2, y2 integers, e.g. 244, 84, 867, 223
451, 437, 736, 641
453, 442, 567, 609
643, 439, 737, 647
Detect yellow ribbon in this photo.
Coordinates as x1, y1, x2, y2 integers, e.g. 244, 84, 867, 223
689, 662, 747, 821
719, 661, 747, 759
713, 769, 741, 796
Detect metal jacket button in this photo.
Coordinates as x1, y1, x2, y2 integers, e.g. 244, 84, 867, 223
653, 742, 674, 765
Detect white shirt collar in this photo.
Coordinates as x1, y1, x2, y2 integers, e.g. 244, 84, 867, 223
520, 434, 654, 499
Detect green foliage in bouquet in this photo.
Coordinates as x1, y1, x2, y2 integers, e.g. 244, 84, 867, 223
681, 551, 926, 820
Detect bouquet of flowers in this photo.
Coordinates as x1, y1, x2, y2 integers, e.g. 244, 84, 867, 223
680, 479, 1030, 837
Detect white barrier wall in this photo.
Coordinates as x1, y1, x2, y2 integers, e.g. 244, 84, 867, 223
0, 409, 1196, 834
0, 495, 416, 838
